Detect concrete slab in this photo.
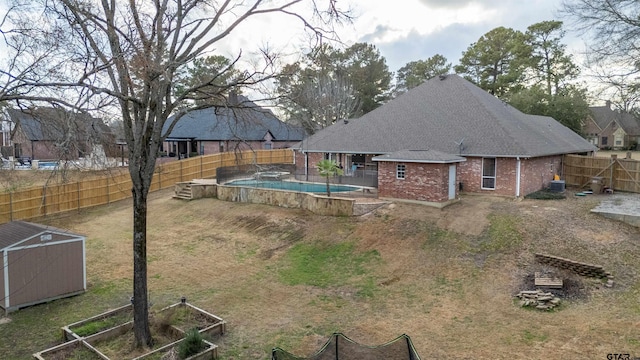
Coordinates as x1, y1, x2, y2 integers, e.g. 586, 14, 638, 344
591, 194, 640, 227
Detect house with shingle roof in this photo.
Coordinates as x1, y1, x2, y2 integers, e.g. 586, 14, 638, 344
295, 74, 596, 206
163, 95, 305, 158
583, 101, 640, 150
6, 108, 114, 161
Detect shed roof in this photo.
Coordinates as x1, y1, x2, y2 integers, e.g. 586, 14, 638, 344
372, 149, 466, 163
298, 74, 596, 157
0, 221, 83, 250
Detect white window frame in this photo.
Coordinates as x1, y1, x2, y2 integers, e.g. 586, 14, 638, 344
396, 163, 406, 179
481, 158, 496, 190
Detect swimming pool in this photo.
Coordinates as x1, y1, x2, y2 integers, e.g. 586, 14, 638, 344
38, 161, 60, 169
225, 179, 360, 194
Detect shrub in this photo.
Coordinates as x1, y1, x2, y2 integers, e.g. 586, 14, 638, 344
178, 328, 205, 359
524, 189, 566, 200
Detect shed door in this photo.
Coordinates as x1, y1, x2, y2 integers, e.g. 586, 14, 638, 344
448, 164, 456, 200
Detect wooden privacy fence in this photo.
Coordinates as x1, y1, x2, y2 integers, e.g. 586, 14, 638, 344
563, 154, 640, 193
0, 149, 293, 224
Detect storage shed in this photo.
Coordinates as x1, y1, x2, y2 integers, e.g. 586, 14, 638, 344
0, 221, 86, 313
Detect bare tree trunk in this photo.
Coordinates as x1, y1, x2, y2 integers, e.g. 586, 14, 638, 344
132, 185, 152, 347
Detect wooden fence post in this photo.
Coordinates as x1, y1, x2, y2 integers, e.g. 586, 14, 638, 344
9, 191, 13, 221
42, 185, 47, 216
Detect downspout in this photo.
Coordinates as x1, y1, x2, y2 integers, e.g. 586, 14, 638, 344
515, 157, 521, 197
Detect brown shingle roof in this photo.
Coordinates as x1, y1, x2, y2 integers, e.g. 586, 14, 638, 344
0, 221, 78, 250
372, 149, 466, 163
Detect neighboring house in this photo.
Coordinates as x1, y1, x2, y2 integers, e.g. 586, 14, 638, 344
295, 74, 596, 206
6, 108, 115, 161
163, 95, 305, 158
583, 101, 640, 150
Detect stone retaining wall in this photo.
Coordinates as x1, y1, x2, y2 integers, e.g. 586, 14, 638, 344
189, 182, 387, 217
534, 253, 610, 278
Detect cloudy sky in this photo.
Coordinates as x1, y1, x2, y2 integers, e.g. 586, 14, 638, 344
350, 0, 580, 72
222, 0, 587, 77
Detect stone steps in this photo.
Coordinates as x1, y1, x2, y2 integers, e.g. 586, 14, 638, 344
173, 183, 193, 200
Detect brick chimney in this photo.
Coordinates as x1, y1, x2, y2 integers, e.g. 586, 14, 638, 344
605, 100, 611, 109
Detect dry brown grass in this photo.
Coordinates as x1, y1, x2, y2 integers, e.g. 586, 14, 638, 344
4, 188, 640, 359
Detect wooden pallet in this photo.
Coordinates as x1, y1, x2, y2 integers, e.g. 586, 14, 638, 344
534, 272, 563, 288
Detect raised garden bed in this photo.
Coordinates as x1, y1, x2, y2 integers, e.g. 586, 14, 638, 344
160, 302, 226, 337
33, 339, 105, 360
63, 304, 133, 341
35, 300, 225, 360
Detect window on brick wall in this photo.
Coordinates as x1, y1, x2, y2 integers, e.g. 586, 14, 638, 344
482, 158, 496, 190
602, 137, 608, 145
396, 163, 406, 179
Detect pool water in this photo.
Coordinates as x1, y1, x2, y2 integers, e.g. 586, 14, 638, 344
225, 179, 360, 193
38, 161, 60, 169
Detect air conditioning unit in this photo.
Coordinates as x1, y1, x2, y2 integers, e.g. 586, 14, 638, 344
549, 180, 565, 193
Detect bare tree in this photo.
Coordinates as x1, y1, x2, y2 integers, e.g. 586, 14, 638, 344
8, 0, 348, 347
585, 64, 640, 112
562, 0, 640, 67
282, 70, 360, 133
562, 1, 640, 113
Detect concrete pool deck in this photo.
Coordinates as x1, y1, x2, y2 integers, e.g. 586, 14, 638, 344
591, 194, 640, 228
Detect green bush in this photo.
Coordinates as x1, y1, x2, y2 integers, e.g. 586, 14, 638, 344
178, 328, 206, 359
524, 189, 566, 200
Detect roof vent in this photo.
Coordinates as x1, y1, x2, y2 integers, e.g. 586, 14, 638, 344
439, 74, 447, 81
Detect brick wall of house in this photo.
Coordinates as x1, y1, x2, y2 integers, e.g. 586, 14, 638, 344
295, 152, 325, 174
377, 161, 450, 202
457, 157, 517, 196
457, 156, 562, 197
583, 118, 603, 147
519, 155, 563, 196
12, 130, 61, 160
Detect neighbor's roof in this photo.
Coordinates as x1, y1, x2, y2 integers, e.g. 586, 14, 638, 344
298, 74, 596, 158
7, 108, 111, 142
373, 149, 466, 163
0, 221, 82, 250
164, 96, 305, 142
589, 105, 640, 135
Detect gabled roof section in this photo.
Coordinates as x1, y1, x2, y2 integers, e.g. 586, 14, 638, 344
589, 105, 640, 135
7, 108, 111, 142
298, 74, 596, 157
164, 96, 305, 142
0, 221, 81, 250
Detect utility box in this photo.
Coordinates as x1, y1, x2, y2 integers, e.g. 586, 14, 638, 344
591, 176, 604, 194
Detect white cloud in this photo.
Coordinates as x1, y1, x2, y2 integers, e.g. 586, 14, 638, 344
347, 0, 499, 45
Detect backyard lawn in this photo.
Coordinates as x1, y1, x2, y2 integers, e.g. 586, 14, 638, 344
0, 188, 639, 359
